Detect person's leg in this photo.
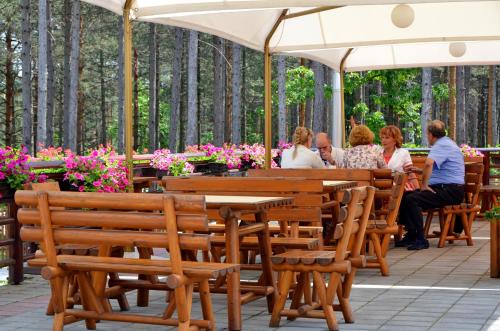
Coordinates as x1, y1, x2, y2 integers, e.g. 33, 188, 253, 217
395, 191, 418, 246
404, 187, 452, 250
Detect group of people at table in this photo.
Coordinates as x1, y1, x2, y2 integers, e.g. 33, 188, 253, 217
281, 120, 467, 251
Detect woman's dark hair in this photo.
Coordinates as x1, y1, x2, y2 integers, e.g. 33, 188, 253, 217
427, 120, 446, 138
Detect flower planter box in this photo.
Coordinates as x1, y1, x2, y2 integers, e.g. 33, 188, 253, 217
208, 162, 228, 174
464, 156, 483, 163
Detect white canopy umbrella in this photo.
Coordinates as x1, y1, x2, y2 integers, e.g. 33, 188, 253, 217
284, 41, 500, 72
81, 0, 500, 178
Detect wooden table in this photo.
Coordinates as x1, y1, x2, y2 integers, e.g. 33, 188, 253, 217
322, 180, 358, 192
204, 195, 294, 331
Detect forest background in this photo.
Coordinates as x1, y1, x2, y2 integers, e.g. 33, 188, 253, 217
1, 0, 499, 156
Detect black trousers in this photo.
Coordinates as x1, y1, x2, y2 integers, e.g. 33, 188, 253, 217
399, 184, 465, 240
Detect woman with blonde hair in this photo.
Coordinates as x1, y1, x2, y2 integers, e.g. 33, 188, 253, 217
281, 127, 325, 169
341, 125, 386, 169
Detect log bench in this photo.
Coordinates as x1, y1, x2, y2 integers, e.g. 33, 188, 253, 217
16, 190, 238, 331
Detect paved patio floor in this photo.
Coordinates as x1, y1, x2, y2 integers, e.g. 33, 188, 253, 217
0, 220, 499, 331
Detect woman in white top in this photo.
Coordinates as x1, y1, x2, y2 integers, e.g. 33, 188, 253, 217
380, 125, 419, 190
281, 127, 325, 169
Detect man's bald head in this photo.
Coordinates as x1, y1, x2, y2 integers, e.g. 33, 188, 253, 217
315, 132, 331, 148
427, 120, 446, 139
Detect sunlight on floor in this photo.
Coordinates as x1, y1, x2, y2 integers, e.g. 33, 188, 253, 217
354, 284, 500, 292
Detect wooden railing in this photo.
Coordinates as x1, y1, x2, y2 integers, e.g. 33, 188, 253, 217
0, 186, 23, 284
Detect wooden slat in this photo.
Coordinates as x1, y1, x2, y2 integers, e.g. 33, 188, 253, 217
18, 209, 208, 232
15, 191, 206, 212
20, 227, 211, 251
163, 177, 324, 193
248, 168, 372, 182
210, 236, 320, 249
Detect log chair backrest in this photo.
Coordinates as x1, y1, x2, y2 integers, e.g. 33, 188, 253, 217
248, 168, 372, 186
15, 191, 209, 276
336, 186, 376, 263
464, 163, 484, 205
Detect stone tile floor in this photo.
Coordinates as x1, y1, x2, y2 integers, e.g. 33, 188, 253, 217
0, 220, 499, 330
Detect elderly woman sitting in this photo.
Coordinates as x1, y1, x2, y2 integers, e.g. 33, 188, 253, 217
341, 125, 386, 169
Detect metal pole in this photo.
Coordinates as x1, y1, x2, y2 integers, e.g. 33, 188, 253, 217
264, 10, 287, 169
124, 1, 134, 191
340, 48, 353, 147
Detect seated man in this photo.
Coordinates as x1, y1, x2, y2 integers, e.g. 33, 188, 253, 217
315, 132, 345, 168
399, 120, 465, 250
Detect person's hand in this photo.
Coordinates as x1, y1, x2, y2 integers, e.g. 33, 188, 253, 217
421, 184, 436, 193
404, 164, 422, 174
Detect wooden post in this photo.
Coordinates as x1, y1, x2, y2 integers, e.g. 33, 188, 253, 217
340, 49, 353, 148
448, 66, 457, 140
123, 1, 134, 191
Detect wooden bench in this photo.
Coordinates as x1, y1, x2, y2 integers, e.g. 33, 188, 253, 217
16, 190, 238, 331
162, 177, 326, 254
269, 186, 375, 330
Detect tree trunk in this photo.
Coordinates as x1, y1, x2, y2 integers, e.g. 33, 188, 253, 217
421, 68, 432, 146
305, 99, 312, 129
76, 15, 84, 154
62, 0, 71, 149
299, 58, 306, 127
21, 0, 32, 152
213, 36, 225, 146
37, 0, 48, 149
5, 23, 15, 147
148, 23, 157, 151
241, 48, 246, 143
46, 0, 55, 147
33, 71, 38, 150
225, 43, 233, 143
231, 43, 242, 145
448, 67, 457, 140
64, 0, 80, 152
277, 56, 287, 143
376, 80, 382, 113
133, 48, 139, 150
312, 61, 325, 134
155, 34, 160, 147
99, 50, 106, 145
186, 30, 198, 146
466, 67, 478, 146
117, 16, 125, 153
325, 67, 333, 137
488, 65, 497, 146
169, 28, 183, 152
456, 66, 466, 145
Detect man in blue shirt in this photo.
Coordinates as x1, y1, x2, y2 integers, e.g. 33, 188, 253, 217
397, 120, 465, 250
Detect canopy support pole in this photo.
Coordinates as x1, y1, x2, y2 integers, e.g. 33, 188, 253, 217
340, 48, 352, 147
264, 9, 287, 169
124, 1, 134, 191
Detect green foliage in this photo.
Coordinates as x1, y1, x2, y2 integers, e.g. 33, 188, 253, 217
365, 111, 386, 144
432, 83, 450, 102
284, 66, 315, 106
485, 207, 500, 221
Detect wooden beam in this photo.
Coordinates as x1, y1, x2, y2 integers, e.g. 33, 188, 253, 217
123, 0, 134, 191
340, 48, 353, 148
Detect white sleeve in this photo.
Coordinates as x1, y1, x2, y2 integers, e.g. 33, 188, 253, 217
311, 153, 326, 169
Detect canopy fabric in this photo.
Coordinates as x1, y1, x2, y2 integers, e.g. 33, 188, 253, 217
84, 0, 500, 71
285, 41, 500, 72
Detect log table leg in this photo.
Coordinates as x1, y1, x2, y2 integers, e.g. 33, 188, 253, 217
220, 207, 242, 331
255, 211, 277, 313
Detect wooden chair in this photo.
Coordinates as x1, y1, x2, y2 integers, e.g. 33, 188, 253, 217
269, 186, 375, 331
16, 191, 238, 331
424, 163, 484, 248
365, 173, 407, 276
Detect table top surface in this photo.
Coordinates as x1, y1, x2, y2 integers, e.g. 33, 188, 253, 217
204, 195, 294, 210
322, 180, 358, 191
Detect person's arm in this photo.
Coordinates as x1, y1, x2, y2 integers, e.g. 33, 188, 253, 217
420, 158, 435, 193
376, 149, 387, 169
312, 154, 327, 169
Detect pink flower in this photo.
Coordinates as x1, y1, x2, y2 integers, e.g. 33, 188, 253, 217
79, 186, 85, 192
93, 180, 102, 187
